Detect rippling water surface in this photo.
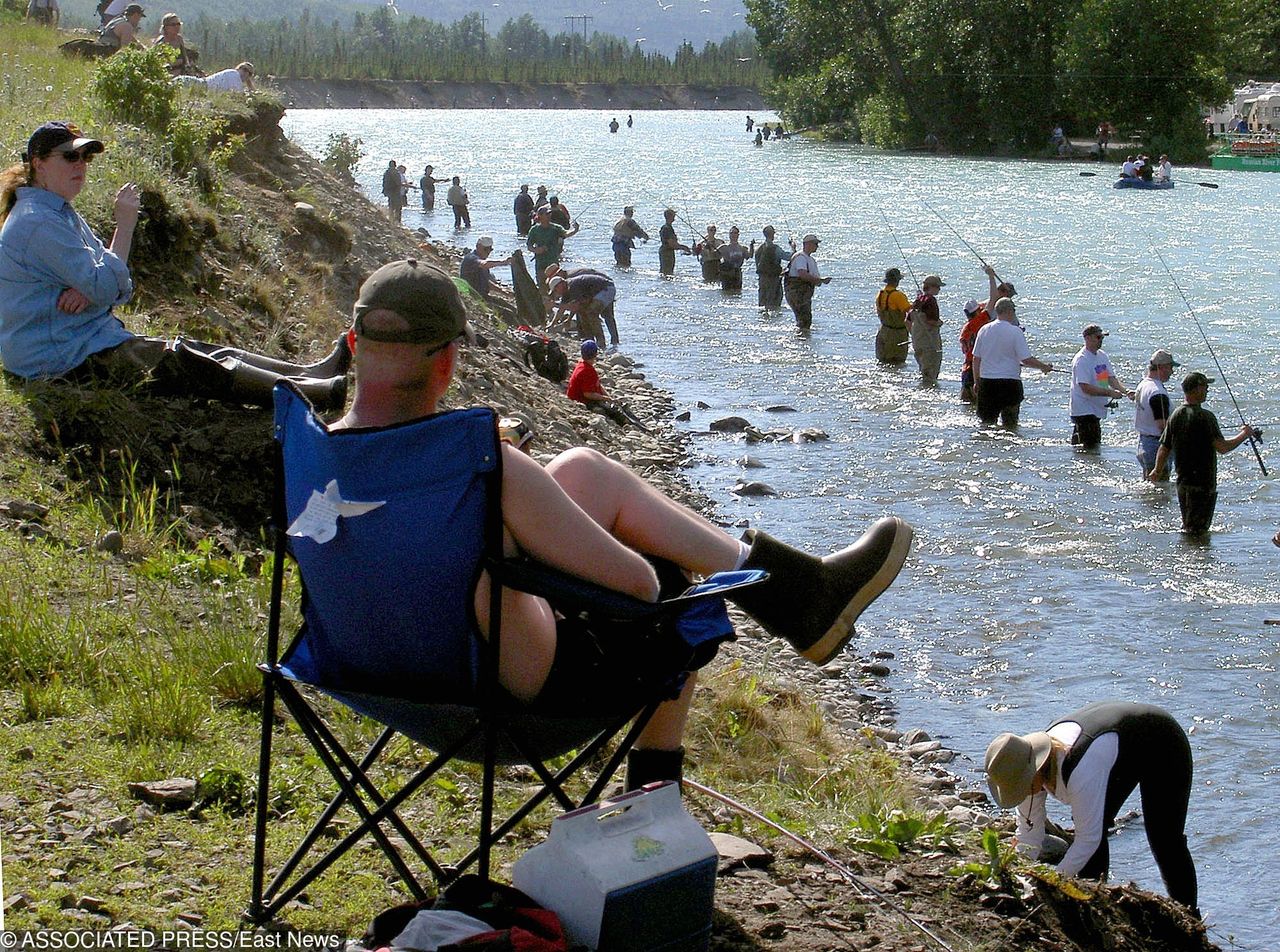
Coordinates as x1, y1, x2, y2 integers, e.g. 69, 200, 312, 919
284, 109, 1280, 946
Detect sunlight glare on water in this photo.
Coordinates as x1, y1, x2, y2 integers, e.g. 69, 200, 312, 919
284, 109, 1280, 946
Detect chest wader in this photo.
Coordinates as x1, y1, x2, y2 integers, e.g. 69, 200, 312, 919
876, 291, 909, 363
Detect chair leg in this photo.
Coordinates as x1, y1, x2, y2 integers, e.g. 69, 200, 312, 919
247, 672, 279, 923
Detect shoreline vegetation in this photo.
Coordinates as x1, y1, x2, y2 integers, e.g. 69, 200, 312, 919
0, 22, 1218, 949
272, 78, 767, 111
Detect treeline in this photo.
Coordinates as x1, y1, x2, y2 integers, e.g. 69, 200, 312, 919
745, 0, 1277, 160
185, 10, 768, 87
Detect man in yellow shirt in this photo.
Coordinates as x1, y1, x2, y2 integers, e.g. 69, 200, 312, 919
875, 267, 911, 363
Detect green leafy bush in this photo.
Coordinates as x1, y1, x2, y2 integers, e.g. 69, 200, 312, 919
90, 45, 177, 135
322, 131, 364, 182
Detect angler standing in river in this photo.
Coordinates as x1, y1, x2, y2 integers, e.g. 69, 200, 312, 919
784, 234, 830, 330
513, 184, 534, 236
658, 208, 691, 277
717, 226, 749, 292
754, 225, 789, 309
875, 268, 911, 364
971, 297, 1054, 427
611, 206, 649, 268
696, 224, 725, 282
908, 274, 946, 385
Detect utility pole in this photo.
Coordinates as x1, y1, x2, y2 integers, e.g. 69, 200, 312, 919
564, 14, 592, 66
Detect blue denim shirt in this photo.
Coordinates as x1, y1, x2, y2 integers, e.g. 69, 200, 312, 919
0, 186, 134, 378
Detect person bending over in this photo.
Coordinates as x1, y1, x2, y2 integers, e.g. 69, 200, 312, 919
985, 701, 1199, 915
0, 122, 348, 409
332, 259, 916, 788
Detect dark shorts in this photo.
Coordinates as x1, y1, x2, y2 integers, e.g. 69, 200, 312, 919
530, 559, 694, 716
1071, 414, 1103, 448
976, 378, 1024, 425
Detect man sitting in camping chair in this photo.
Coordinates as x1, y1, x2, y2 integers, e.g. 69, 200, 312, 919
329, 259, 915, 788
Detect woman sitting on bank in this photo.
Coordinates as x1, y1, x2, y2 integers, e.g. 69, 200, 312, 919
0, 121, 348, 409
151, 12, 200, 77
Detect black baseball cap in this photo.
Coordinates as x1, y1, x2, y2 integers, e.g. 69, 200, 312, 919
24, 122, 103, 162
1182, 372, 1214, 392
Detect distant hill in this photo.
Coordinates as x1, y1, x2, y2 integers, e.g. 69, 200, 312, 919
58, 0, 751, 54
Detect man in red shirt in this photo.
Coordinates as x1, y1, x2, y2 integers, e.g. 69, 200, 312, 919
958, 299, 991, 403
566, 340, 608, 405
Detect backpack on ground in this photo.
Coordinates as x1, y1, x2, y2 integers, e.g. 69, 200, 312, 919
514, 326, 568, 385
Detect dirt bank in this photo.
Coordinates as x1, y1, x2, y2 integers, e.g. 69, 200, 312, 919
272, 77, 766, 110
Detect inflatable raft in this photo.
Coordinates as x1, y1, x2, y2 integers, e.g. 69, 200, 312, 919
1112, 177, 1175, 190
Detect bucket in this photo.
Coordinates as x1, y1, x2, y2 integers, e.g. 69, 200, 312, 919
513, 781, 717, 951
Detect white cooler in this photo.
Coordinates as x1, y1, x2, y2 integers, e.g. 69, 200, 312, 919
513, 781, 718, 951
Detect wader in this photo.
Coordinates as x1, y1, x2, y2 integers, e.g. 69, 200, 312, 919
876, 289, 909, 363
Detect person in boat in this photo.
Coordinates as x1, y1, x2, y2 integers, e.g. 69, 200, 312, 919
717, 226, 749, 292
907, 274, 945, 385
971, 297, 1054, 427
695, 224, 724, 282
1155, 155, 1173, 182
658, 209, 691, 277
753, 225, 789, 310
874, 268, 911, 364
1137, 156, 1154, 182
1121, 155, 1137, 178
1068, 324, 1132, 450
958, 299, 990, 403
611, 206, 649, 268
785, 234, 829, 330
1146, 372, 1258, 535
0, 121, 349, 410
339, 259, 915, 789
984, 701, 1199, 915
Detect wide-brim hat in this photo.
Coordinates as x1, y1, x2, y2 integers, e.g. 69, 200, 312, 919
984, 731, 1053, 807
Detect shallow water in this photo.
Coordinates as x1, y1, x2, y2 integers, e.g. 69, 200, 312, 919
284, 109, 1280, 947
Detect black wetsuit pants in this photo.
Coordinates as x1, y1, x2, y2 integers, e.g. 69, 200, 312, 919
1176, 483, 1217, 536
1078, 720, 1197, 909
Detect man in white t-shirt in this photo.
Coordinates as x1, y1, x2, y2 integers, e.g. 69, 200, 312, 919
1121, 155, 1137, 178
971, 297, 1053, 427
784, 233, 830, 329
1069, 323, 1131, 449
1134, 348, 1179, 474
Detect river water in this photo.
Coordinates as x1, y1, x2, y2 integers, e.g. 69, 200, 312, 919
283, 109, 1280, 948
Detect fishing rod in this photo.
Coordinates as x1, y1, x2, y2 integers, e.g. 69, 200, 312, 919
879, 209, 921, 294
1151, 245, 1267, 476
921, 200, 1003, 284
684, 779, 961, 952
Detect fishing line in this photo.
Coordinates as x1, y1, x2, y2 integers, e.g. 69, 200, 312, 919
922, 200, 1002, 284
879, 209, 921, 293
1151, 245, 1267, 476
684, 779, 962, 951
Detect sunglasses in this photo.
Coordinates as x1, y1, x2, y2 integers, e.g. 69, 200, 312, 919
54, 148, 96, 165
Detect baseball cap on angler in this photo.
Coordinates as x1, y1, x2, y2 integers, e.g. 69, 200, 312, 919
352, 259, 472, 349
1082, 323, 1109, 338
963, 299, 980, 315
1150, 348, 1180, 367
1182, 371, 1214, 392
24, 121, 104, 163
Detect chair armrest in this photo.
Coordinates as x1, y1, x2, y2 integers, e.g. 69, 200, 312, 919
489, 560, 767, 622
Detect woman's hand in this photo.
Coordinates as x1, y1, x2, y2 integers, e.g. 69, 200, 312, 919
57, 288, 91, 314
113, 183, 141, 229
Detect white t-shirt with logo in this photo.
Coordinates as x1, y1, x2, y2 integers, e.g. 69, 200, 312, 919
1070, 346, 1114, 418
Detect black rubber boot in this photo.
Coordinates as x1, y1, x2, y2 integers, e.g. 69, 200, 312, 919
729, 517, 913, 665
179, 336, 352, 379
226, 360, 348, 412
625, 746, 684, 792
169, 341, 347, 411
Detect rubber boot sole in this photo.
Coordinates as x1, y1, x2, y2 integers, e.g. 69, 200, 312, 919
801, 517, 913, 665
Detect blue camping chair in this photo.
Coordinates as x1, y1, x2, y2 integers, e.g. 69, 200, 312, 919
247, 384, 762, 923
